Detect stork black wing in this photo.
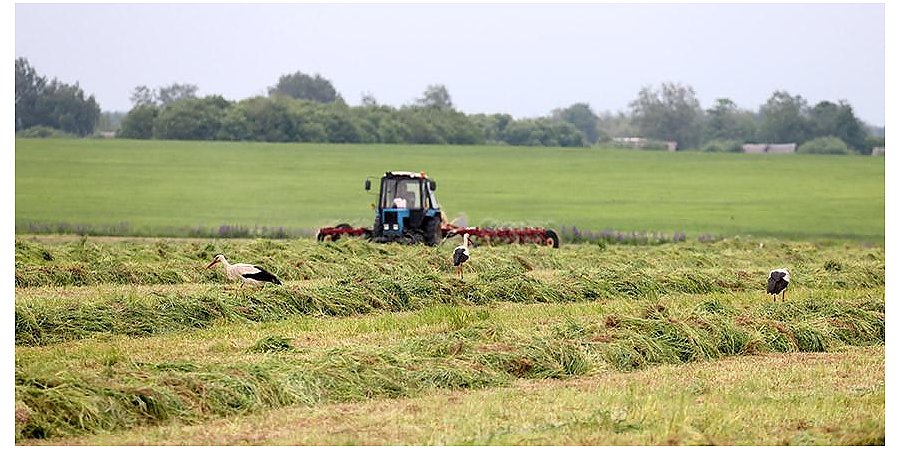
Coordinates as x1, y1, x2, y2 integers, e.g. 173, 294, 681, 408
244, 266, 282, 284
453, 248, 469, 266
766, 273, 787, 294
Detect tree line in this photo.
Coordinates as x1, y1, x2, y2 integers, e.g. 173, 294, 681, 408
15, 57, 885, 153
15, 58, 101, 136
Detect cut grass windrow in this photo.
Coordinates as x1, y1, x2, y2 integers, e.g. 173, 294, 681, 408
15, 236, 884, 289
15, 294, 883, 441
15, 237, 884, 346
34, 347, 882, 446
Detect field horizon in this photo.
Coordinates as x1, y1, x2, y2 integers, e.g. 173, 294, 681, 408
15, 138, 885, 241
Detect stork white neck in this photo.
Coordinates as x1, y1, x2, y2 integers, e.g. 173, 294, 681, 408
207, 254, 232, 269
461, 233, 470, 249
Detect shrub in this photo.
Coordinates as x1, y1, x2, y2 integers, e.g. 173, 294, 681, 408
798, 136, 851, 155
702, 139, 742, 153
16, 126, 73, 138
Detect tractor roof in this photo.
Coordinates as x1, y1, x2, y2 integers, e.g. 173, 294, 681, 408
385, 171, 429, 179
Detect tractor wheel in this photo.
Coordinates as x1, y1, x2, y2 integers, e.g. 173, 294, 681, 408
371, 217, 383, 239
424, 218, 441, 246
543, 229, 560, 248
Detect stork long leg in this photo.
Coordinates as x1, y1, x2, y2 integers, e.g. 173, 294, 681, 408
782, 291, 786, 301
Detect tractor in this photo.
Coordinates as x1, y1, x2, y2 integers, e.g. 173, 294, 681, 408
316, 171, 560, 248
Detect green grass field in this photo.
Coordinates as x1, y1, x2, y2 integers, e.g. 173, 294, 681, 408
14, 236, 884, 444
15, 139, 884, 240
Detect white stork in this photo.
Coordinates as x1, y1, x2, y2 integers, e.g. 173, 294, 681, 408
206, 254, 282, 286
452, 233, 471, 279
766, 268, 790, 301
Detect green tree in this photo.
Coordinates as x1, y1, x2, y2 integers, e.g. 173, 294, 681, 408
319, 107, 368, 143
33, 80, 101, 136
15, 57, 101, 136
117, 104, 159, 139
553, 103, 603, 144
703, 98, 758, 143
158, 83, 199, 107
629, 82, 703, 149
129, 85, 156, 107
470, 113, 512, 143
128, 83, 198, 108
218, 96, 298, 142
153, 96, 230, 140
758, 91, 812, 144
268, 71, 339, 103
596, 111, 637, 141
502, 118, 585, 147
808, 100, 867, 152
15, 57, 46, 131
352, 104, 411, 143
416, 84, 454, 110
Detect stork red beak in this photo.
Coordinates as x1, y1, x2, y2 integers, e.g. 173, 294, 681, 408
206, 260, 218, 269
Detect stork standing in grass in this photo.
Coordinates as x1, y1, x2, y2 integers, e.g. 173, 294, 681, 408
206, 254, 282, 286
452, 233, 471, 279
766, 268, 790, 301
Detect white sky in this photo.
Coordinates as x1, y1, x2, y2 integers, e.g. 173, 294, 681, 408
13, 2, 886, 125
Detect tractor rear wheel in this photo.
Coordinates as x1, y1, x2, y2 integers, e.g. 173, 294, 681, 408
424, 218, 441, 246
543, 229, 560, 248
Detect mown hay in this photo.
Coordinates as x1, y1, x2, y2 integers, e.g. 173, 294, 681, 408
15, 295, 884, 441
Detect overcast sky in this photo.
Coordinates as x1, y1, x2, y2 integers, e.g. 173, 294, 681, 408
14, 2, 886, 125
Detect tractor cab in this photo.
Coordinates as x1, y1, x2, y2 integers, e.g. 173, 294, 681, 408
366, 171, 443, 245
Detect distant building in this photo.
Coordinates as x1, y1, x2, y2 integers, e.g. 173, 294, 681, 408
613, 137, 647, 148
872, 147, 885, 156
612, 137, 676, 151
742, 144, 768, 154
766, 143, 797, 154
741, 143, 797, 154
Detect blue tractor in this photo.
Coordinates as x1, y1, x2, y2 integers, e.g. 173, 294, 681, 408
316, 171, 560, 248
367, 171, 444, 245
317, 171, 444, 246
